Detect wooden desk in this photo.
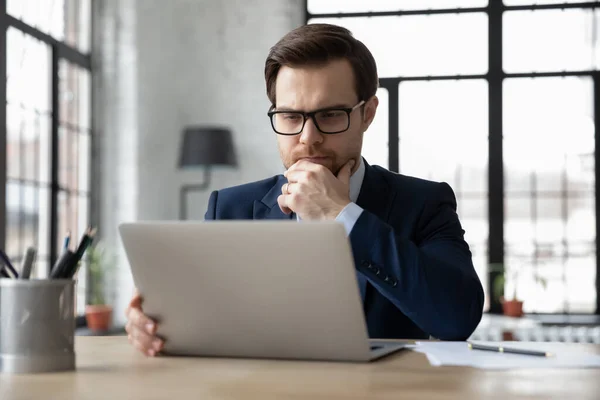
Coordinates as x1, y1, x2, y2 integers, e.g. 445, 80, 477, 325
1, 337, 599, 399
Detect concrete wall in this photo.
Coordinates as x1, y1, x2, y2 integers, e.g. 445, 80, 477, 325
93, 0, 305, 325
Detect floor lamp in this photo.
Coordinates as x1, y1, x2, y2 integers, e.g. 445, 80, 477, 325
178, 127, 237, 220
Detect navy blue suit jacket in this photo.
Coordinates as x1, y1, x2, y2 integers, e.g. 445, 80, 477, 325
205, 160, 484, 340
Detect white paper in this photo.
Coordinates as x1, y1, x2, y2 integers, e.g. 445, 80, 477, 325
411, 341, 600, 369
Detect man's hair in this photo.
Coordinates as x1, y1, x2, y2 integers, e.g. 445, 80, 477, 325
264, 23, 378, 106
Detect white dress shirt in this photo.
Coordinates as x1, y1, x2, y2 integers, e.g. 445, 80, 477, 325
296, 158, 365, 235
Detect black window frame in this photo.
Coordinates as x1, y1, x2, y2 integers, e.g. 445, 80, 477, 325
0, 0, 93, 278
306, 0, 600, 315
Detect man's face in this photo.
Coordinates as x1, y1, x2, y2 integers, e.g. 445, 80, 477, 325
273, 59, 378, 175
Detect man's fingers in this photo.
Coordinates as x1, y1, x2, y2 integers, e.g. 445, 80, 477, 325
125, 293, 143, 316
131, 336, 160, 357
286, 159, 327, 174
128, 325, 163, 351
128, 307, 156, 334
284, 170, 309, 184
277, 194, 292, 215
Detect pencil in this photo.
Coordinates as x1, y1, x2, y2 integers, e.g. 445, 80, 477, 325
20, 247, 37, 280
0, 249, 19, 278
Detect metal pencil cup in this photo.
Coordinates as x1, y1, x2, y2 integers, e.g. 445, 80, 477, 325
0, 279, 76, 374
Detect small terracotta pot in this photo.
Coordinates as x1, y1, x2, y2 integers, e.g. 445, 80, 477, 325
501, 299, 524, 318
85, 305, 113, 331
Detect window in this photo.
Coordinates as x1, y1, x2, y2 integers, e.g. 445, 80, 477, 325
7, 0, 91, 52
6, 27, 52, 276
3, 4, 92, 315
310, 14, 488, 77
504, 77, 596, 313
504, 9, 600, 73
308, 1, 600, 314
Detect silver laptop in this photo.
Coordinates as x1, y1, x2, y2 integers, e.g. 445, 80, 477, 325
118, 221, 407, 362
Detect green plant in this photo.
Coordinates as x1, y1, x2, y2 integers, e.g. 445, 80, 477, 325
86, 244, 114, 306
490, 262, 547, 303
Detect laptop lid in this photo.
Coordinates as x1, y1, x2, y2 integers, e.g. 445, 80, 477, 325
119, 221, 374, 362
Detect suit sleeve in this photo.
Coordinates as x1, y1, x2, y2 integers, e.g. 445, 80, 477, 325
204, 190, 219, 220
349, 182, 484, 340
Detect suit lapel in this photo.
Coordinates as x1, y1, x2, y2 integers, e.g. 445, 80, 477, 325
356, 161, 395, 222
253, 175, 295, 220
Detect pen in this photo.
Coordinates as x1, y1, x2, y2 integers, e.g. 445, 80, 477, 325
20, 247, 37, 280
467, 342, 552, 357
64, 231, 71, 251
0, 249, 19, 278
74, 227, 96, 260
51, 227, 97, 279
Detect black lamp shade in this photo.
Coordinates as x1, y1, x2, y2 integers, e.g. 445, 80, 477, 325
178, 127, 237, 168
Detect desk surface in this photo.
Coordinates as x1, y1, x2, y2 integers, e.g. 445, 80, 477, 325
2, 337, 600, 400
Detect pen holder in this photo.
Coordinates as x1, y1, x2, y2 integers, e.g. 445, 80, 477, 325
0, 279, 76, 374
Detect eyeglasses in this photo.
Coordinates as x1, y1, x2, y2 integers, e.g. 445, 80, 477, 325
267, 100, 365, 135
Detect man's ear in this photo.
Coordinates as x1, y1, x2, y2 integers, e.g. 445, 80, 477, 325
362, 95, 379, 130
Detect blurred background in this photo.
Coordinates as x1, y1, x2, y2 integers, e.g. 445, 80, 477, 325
1, 0, 599, 340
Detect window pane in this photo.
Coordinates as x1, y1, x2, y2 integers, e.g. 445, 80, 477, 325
6, 103, 51, 183
504, 9, 600, 73
60, 60, 91, 131
504, 77, 594, 193
5, 182, 49, 272
309, 0, 487, 13
7, 0, 64, 40
59, 126, 79, 191
7, 28, 50, 112
79, 132, 91, 194
310, 14, 488, 77
362, 88, 388, 168
64, 0, 91, 53
57, 192, 88, 256
399, 79, 489, 307
399, 80, 488, 191
565, 256, 596, 313
504, 77, 596, 313
59, 60, 91, 193
7, 0, 91, 53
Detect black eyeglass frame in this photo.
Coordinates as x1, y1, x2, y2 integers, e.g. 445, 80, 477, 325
267, 100, 366, 135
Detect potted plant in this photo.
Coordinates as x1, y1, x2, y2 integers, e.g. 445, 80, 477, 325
85, 244, 114, 332
491, 262, 547, 317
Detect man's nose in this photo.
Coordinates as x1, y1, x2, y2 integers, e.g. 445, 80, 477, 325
299, 117, 324, 145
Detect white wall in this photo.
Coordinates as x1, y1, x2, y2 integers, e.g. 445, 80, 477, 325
93, 0, 305, 325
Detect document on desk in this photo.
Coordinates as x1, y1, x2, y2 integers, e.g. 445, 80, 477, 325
412, 341, 600, 369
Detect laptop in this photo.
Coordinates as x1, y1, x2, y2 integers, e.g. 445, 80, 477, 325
118, 221, 408, 362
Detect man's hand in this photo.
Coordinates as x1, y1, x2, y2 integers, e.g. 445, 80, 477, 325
125, 289, 164, 357
278, 159, 355, 220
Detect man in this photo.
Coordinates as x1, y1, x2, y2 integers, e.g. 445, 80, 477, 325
125, 23, 484, 357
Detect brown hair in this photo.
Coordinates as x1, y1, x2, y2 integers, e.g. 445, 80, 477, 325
264, 23, 378, 106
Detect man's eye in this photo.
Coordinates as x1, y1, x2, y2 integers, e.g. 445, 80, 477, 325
321, 110, 344, 118
282, 113, 302, 121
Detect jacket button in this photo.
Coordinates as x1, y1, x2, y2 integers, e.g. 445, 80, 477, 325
391, 280, 397, 287
373, 267, 380, 275
361, 260, 370, 268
